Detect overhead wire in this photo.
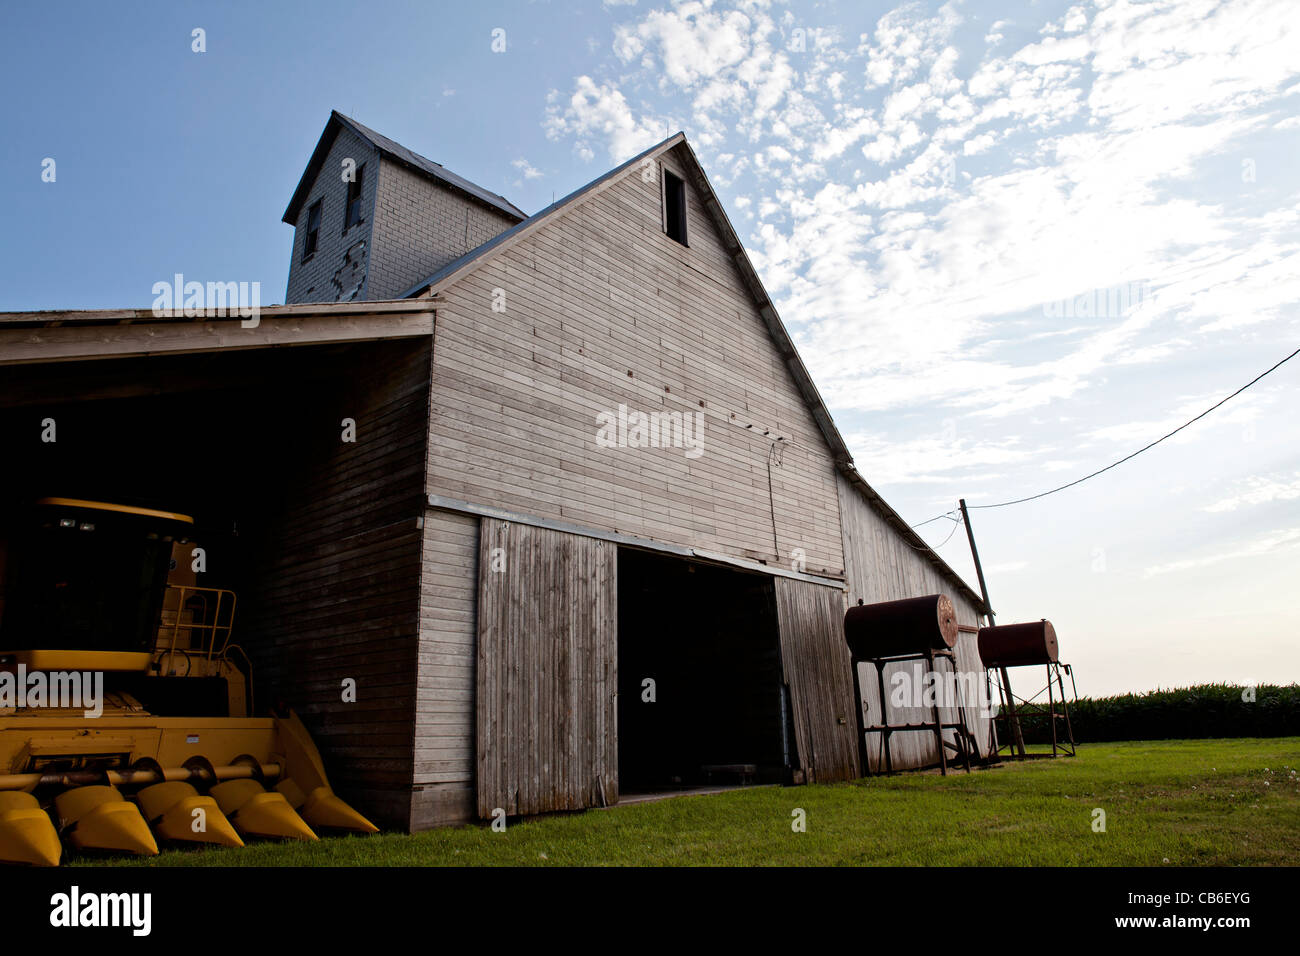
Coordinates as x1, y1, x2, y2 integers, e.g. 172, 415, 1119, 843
967, 343, 1300, 510
912, 509, 960, 529
906, 342, 1300, 528
909, 513, 962, 551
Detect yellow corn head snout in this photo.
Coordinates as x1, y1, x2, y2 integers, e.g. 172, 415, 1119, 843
138, 781, 244, 848
0, 712, 378, 865
277, 778, 382, 834
0, 791, 62, 867
56, 786, 159, 857
211, 779, 318, 842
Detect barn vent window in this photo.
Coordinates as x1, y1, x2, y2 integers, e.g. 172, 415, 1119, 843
663, 169, 687, 246
344, 163, 365, 232
303, 199, 322, 261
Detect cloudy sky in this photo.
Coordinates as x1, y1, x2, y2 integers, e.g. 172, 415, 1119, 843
4, 0, 1298, 696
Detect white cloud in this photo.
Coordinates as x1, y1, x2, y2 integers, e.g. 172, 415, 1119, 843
1062, 6, 1088, 33
615, 3, 754, 87
511, 158, 544, 180
1087, 0, 1300, 131
986, 560, 1028, 573
846, 428, 1031, 485
962, 131, 996, 154
1013, 34, 1089, 66
543, 76, 668, 160
1203, 472, 1300, 513
1144, 526, 1300, 576
860, 2, 963, 90
1083, 391, 1264, 450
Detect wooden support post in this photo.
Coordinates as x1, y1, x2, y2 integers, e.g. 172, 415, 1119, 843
959, 498, 1025, 757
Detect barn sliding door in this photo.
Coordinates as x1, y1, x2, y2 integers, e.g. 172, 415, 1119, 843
476, 518, 618, 818
774, 577, 860, 783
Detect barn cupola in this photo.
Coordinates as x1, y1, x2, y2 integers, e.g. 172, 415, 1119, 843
281, 111, 527, 304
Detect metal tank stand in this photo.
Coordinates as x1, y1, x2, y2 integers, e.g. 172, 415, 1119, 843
987, 661, 1077, 760
850, 646, 982, 776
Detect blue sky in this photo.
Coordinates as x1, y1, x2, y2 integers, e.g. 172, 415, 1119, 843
4, 0, 1298, 696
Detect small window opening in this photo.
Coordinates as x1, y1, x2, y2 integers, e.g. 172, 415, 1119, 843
303, 200, 322, 261
344, 163, 365, 232
663, 170, 687, 245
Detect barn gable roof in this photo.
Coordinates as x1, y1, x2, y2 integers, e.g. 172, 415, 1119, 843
282, 111, 528, 225
404, 133, 986, 614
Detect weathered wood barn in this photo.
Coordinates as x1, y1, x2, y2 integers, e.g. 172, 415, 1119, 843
0, 112, 990, 830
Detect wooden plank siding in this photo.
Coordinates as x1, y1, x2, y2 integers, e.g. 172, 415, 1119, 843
424, 143, 845, 578
410, 508, 479, 830
773, 577, 860, 783
835, 472, 993, 771
475, 518, 617, 818
239, 338, 433, 828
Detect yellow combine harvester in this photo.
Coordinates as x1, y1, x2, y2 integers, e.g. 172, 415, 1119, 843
0, 498, 377, 866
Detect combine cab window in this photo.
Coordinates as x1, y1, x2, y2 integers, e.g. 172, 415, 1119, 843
0, 504, 182, 655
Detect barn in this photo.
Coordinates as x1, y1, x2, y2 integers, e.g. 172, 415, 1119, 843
0, 112, 991, 831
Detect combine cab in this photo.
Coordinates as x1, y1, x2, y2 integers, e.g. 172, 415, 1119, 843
0, 498, 377, 866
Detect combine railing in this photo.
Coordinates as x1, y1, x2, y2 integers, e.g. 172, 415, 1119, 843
153, 585, 254, 715
156, 585, 236, 661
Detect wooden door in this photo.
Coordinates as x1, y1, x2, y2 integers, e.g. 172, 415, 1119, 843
774, 577, 860, 783
476, 518, 617, 817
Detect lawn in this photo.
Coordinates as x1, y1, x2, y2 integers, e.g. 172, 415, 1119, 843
81, 737, 1300, 867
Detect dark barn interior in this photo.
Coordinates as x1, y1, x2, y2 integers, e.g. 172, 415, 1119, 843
617, 549, 791, 792
0, 338, 431, 825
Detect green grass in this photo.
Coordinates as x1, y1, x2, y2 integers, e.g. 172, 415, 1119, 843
79, 737, 1300, 867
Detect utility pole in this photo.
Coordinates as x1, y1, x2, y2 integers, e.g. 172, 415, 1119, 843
959, 498, 1025, 757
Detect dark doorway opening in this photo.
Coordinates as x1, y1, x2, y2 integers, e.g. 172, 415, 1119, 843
617, 548, 792, 794
0, 340, 425, 721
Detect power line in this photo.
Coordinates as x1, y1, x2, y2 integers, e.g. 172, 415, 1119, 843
912, 509, 959, 529
907, 342, 1299, 528
904, 514, 961, 551
969, 343, 1300, 511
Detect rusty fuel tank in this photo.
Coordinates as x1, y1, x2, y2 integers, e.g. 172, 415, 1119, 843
843, 594, 959, 659
977, 619, 1058, 667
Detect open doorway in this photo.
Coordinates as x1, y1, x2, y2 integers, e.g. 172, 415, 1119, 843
0, 339, 426, 726
617, 548, 792, 796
